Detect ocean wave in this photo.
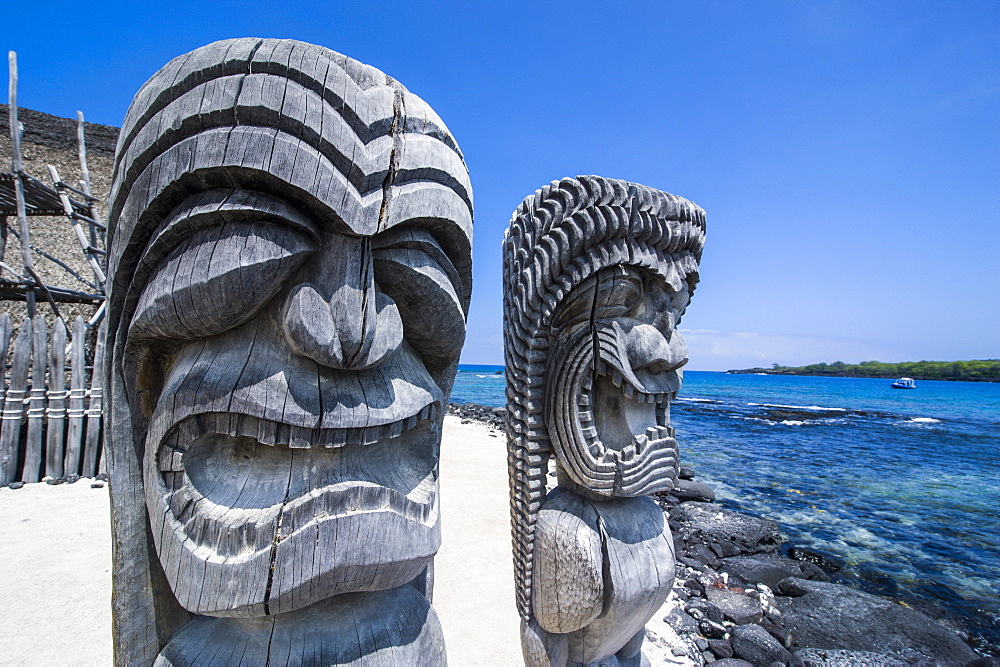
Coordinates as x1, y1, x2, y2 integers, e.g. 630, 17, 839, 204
474, 374, 504, 379
906, 417, 941, 424
749, 402, 847, 412
780, 420, 806, 426
676, 397, 719, 404
733, 416, 777, 425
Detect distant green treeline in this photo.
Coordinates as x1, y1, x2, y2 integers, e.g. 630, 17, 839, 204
728, 359, 1000, 381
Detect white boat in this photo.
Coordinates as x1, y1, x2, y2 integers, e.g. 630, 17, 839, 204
891, 377, 916, 389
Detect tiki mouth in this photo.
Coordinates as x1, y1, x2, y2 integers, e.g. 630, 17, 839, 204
152, 407, 440, 560
577, 364, 678, 469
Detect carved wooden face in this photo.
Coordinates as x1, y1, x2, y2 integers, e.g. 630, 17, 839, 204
128, 190, 468, 617
545, 264, 690, 497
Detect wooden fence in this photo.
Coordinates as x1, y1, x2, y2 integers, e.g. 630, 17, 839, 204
0, 313, 105, 484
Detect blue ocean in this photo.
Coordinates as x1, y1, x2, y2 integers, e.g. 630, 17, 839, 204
451, 366, 1000, 655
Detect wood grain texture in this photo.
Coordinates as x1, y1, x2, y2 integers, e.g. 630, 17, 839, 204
63, 317, 86, 477
82, 319, 106, 478
1, 323, 31, 483
503, 176, 704, 664
22, 315, 47, 482
45, 318, 67, 479
106, 38, 469, 664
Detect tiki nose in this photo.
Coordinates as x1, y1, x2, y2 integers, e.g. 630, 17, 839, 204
282, 234, 403, 370
625, 323, 688, 374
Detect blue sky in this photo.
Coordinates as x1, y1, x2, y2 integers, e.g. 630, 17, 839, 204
6, 1, 998, 369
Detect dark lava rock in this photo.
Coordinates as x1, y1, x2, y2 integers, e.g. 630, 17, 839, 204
654, 492, 681, 511
95, 473, 109, 482
688, 599, 725, 624
672, 479, 716, 502
685, 543, 722, 568
664, 607, 700, 635
45, 477, 65, 485
711, 660, 754, 667
731, 623, 793, 666
774, 577, 979, 665
966, 658, 1000, 667
722, 553, 828, 589
8, 481, 24, 489
700, 619, 728, 639
709, 638, 735, 659
759, 619, 793, 649
66, 473, 80, 483
793, 648, 907, 666
776, 577, 812, 597
679, 466, 696, 480
706, 586, 764, 625
90, 482, 105, 489
788, 546, 842, 572
684, 577, 706, 596
447, 402, 506, 429
672, 502, 782, 555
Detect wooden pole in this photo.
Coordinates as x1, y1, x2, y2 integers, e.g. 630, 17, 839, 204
48, 165, 107, 291
8, 51, 36, 317
0, 323, 31, 484
0, 215, 7, 265
23, 315, 47, 482
76, 111, 104, 253
45, 318, 66, 478
82, 319, 105, 478
63, 317, 86, 477
0, 314, 11, 451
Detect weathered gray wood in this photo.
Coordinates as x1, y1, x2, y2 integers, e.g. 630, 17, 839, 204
8, 51, 36, 317
63, 317, 86, 477
47, 165, 107, 290
22, 315, 48, 482
503, 176, 705, 665
45, 318, 67, 479
0, 313, 12, 426
75, 111, 104, 250
82, 319, 106, 478
106, 38, 470, 664
0, 323, 31, 484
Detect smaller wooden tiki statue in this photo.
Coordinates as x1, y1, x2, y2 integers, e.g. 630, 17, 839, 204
504, 176, 705, 666
104, 39, 471, 664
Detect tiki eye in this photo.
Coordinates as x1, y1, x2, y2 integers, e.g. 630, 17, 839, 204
373, 227, 466, 362
130, 222, 315, 341
593, 270, 643, 319
551, 275, 599, 330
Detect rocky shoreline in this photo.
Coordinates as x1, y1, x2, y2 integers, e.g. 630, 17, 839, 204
449, 402, 994, 666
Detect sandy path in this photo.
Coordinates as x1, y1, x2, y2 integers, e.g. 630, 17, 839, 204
0, 417, 521, 665
0, 478, 113, 665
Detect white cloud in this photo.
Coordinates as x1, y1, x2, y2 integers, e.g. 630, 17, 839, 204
680, 329, 895, 371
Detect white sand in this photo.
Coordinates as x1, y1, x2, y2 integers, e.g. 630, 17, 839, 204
0, 416, 692, 665
0, 476, 113, 665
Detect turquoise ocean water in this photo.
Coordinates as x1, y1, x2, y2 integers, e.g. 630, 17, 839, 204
452, 366, 1000, 655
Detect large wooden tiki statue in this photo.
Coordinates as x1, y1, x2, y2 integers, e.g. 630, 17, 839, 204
504, 176, 704, 666
104, 39, 472, 664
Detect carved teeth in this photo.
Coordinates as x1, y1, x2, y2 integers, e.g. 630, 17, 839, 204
289, 426, 312, 449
